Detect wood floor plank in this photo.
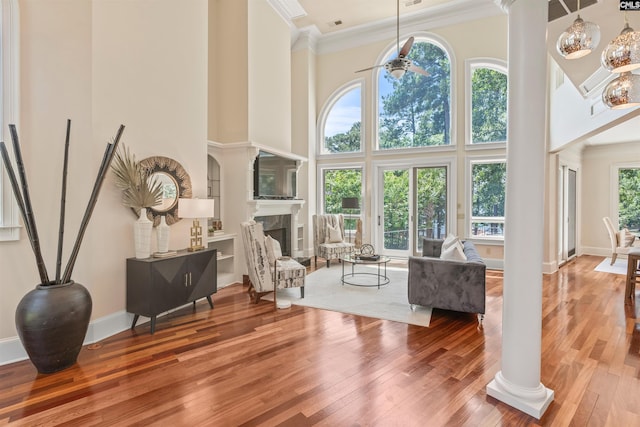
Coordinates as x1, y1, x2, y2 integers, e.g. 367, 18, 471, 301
1, 255, 640, 425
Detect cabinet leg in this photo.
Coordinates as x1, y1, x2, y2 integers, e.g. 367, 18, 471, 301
300, 287, 304, 298
131, 314, 139, 329
150, 316, 156, 335
206, 295, 214, 308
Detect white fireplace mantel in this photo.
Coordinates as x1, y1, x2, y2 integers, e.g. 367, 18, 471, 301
248, 199, 304, 218
249, 199, 305, 257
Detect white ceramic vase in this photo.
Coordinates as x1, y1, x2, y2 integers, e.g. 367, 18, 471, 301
134, 207, 153, 259
156, 215, 170, 253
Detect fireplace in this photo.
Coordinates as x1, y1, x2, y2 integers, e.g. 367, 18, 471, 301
255, 214, 291, 256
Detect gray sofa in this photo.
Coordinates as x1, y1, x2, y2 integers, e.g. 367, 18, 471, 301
408, 238, 486, 323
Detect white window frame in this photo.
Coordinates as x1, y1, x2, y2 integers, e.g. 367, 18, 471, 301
611, 162, 640, 232
317, 79, 365, 158
316, 163, 365, 218
465, 155, 506, 242
464, 58, 507, 150
374, 32, 456, 153
0, 0, 20, 241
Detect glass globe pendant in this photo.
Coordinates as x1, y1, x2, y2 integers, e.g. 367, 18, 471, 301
557, 15, 601, 59
602, 72, 640, 110
601, 21, 640, 73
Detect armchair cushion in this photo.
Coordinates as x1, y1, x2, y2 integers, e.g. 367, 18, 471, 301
265, 235, 282, 266
618, 229, 636, 247
327, 223, 343, 243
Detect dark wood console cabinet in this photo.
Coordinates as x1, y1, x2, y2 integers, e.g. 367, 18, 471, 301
126, 248, 217, 334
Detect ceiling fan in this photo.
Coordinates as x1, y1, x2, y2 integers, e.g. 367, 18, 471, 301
355, 0, 430, 79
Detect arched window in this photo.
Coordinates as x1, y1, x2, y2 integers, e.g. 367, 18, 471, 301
0, 0, 20, 241
319, 82, 363, 154
377, 36, 452, 149
466, 59, 507, 146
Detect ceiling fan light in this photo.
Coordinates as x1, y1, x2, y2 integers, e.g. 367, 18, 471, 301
602, 71, 640, 109
601, 23, 640, 73
557, 16, 601, 60
390, 68, 406, 79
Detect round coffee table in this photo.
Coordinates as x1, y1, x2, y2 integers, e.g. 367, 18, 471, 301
341, 254, 390, 289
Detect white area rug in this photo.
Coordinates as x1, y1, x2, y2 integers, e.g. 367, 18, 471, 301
594, 258, 627, 275
269, 263, 432, 327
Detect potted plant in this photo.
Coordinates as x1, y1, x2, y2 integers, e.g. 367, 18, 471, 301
0, 120, 125, 373
110, 144, 162, 258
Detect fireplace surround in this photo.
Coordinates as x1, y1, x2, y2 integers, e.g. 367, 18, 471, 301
255, 214, 291, 256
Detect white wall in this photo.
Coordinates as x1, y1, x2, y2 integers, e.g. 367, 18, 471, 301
248, 0, 291, 151
581, 141, 640, 255
0, 0, 208, 345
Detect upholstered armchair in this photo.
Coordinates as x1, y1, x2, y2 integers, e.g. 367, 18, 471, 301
603, 216, 637, 265
240, 220, 305, 306
312, 214, 355, 268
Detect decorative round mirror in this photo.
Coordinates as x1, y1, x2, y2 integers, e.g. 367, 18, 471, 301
138, 156, 192, 226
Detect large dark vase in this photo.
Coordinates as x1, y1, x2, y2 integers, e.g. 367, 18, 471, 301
15, 281, 92, 374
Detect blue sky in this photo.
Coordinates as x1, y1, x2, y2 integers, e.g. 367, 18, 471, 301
324, 70, 395, 138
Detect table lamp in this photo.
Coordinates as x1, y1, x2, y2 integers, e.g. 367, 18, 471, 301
178, 198, 214, 251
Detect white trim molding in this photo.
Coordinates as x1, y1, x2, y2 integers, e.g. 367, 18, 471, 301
0, 0, 21, 242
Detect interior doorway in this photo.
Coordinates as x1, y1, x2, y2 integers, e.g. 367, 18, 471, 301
558, 165, 577, 265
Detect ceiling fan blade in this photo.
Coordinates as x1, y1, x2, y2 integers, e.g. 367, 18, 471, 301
399, 36, 414, 58
355, 64, 385, 73
408, 64, 430, 77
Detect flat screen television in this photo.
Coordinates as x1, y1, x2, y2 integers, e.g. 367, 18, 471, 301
253, 150, 298, 199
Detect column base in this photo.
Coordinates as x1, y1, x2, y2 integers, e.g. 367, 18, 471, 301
486, 372, 554, 419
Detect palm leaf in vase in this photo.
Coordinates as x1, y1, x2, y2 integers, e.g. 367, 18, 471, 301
111, 144, 162, 212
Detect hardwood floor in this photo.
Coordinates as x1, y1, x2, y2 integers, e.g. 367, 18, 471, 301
1, 255, 639, 426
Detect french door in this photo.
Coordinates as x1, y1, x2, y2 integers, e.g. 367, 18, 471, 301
376, 164, 449, 257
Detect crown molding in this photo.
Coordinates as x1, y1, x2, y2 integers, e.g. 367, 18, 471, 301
267, 0, 307, 21
292, 25, 321, 53
315, 0, 502, 55
494, 0, 516, 13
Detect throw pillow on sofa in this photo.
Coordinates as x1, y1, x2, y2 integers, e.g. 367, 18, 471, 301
442, 233, 459, 251
440, 240, 467, 261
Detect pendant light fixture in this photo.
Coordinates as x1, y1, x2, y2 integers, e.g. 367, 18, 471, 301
602, 71, 640, 110
601, 13, 640, 73
556, 0, 601, 59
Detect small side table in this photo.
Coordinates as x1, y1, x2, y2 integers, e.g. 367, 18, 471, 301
625, 249, 640, 300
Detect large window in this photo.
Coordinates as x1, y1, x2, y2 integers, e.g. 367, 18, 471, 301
377, 37, 452, 149
618, 167, 640, 234
467, 60, 507, 145
321, 167, 363, 232
469, 159, 506, 239
320, 83, 362, 154
0, 0, 20, 241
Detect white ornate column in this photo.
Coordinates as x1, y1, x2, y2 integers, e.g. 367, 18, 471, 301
486, 0, 554, 419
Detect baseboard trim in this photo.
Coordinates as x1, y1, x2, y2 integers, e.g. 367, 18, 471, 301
0, 310, 134, 367
542, 261, 558, 275
0, 300, 218, 367
485, 258, 503, 270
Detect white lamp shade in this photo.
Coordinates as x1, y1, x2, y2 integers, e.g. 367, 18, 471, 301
602, 72, 640, 110
178, 198, 214, 219
557, 16, 601, 60
601, 23, 640, 73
